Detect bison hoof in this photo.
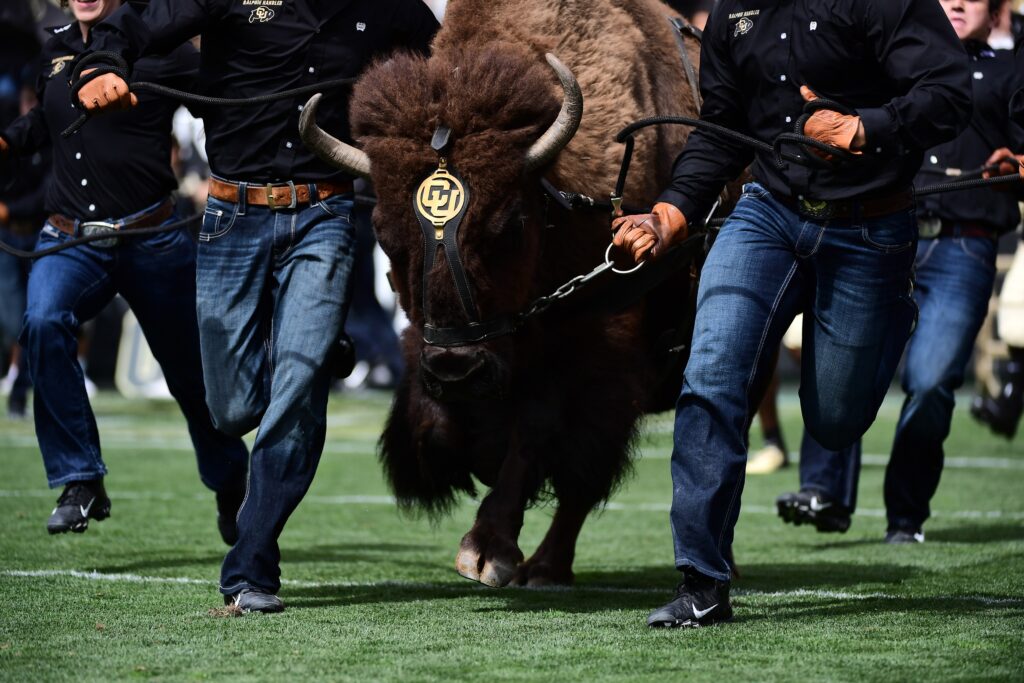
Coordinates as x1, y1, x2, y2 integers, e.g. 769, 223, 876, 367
454, 529, 523, 588
511, 561, 574, 588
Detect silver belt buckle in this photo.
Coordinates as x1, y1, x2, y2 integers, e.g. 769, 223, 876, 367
917, 218, 941, 239
80, 221, 120, 248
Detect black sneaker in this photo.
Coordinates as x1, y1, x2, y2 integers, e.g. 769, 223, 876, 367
225, 588, 284, 613
647, 569, 733, 628
885, 527, 924, 544
47, 480, 111, 534
215, 483, 246, 547
776, 489, 852, 533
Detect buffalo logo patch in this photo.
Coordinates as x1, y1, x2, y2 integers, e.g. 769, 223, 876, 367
416, 160, 467, 239
249, 6, 276, 23
734, 17, 754, 37
49, 55, 74, 77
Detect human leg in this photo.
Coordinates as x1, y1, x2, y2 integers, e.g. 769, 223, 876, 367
220, 194, 356, 597
884, 235, 996, 534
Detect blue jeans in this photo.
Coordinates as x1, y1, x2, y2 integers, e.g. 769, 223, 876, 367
20, 208, 249, 490
798, 431, 861, 511
884, 232, 996, 531
0, 230, 33, 403
196, 185, 356, 596
669, 183, 917, 580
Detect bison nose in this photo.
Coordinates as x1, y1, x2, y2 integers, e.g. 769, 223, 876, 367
419, 346, 487, 384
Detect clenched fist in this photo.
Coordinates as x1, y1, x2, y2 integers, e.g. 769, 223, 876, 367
611, 202, 688, 263
801, 86, 864, 156
77, 69, 137, 112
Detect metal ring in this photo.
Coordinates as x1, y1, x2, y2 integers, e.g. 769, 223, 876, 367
604, 243, 645, 275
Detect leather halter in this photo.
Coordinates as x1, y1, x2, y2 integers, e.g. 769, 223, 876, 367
413, 125, 522, 348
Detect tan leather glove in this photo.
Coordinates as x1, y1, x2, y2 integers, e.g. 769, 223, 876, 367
0, 137, 8, 156
982, 147, 1024, 179
611, 202, 688, 263
77, 69, 138, 112
800, 86, 864, 155
0, 202, 9, 225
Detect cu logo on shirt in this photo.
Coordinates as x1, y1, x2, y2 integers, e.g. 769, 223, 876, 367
249, 6, 276, 23
734, 17, 754, 37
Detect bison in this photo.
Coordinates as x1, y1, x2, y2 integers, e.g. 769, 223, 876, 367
300, 0, 708, 587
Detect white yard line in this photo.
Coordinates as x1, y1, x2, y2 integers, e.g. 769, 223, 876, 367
3, 569, 1021, 606
2, 489, 1022, 520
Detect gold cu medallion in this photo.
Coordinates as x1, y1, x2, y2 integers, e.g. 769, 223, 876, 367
416, 160, 465, 239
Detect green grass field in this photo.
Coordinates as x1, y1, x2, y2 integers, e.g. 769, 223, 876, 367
0, 389, 1022, 682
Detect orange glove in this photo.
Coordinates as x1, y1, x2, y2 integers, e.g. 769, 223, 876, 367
982, 148, 1024, 179
77, 69, 137, 112
0, 202, 9, 225
800, 86, 864, 156
611, 202, 688, 263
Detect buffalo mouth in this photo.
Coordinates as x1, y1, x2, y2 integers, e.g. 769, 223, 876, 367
419, 347, 507, 402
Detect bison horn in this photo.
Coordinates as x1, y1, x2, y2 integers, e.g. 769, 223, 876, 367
298, 93, 372, 179
524, 53, 584, 172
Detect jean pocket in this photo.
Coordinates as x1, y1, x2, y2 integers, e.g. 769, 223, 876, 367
861, 212, 916, 253
740, 182, 770, 199
957, 237, 997, 270
317, 194, 354, 221
199, 199, 239, 242
134, 225, 189, 255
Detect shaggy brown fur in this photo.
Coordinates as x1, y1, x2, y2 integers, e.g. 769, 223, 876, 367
348, 0, 704, 588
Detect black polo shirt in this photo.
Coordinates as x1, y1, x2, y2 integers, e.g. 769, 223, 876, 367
1, 23, 196, 221
657, 0, 973, 223
88, 0, 439, 184
916, 42, 1024, 233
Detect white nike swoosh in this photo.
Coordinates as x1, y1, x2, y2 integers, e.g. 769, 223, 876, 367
80, 497, 95, 518
808, 496, 831, 512
692, 603, 718, 620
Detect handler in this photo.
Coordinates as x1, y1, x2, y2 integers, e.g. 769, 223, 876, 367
780, 0, 1024, 544
0, 0, 249, 541
77, 0, 439, 613
612, 0, 972, 628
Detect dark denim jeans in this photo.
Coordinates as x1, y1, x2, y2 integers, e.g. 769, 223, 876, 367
20, 208, 249, 491
196, 184, 355, 596
884, 232, 996, 531
798, 431, 861, 511
669, 183, 917, 580
795, 232, 997, 530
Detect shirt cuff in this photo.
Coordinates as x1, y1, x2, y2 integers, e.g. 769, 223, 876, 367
655, 188, 701, 226
856, 106, 898, 154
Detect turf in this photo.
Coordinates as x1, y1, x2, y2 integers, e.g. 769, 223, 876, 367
0, 389, 1022, 682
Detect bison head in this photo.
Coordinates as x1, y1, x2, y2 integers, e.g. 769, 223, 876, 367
301, 44, 582, 402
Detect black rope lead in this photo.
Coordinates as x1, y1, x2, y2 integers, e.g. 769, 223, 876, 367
62, 51, 356, 138
0, 214, 200, 260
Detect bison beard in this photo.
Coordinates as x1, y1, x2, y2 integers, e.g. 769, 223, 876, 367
339, 0, 703, 587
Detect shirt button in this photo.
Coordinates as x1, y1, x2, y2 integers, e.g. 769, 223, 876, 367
297, 105, 304, 112
88, 204, 96, 212
81, 179, 88, 186
308, 67, 315, 74
785, 116, 792, 123
930, 155, 938, 164
75, 152, 82, 160
781, 32, 788, 39
780, 75, 787, 82
285, 141, 293, 149
875, 147, 882, 154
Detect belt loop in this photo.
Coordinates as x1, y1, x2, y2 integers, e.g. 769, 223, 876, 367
238, 181, 248, 215
308, 183, 317, 208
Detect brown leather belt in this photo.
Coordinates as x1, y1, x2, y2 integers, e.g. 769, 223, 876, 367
918, 219, 996, 240
48, 198, 175, 237
208, 177, 354, 210
776, 189, 915, 220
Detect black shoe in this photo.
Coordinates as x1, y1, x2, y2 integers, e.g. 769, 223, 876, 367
970, 355, 1024, 439
330, 333, 356, 380
776, 489, 852, 533
647, 569, 733, 628
225, 588, 284, 613
7, 392, 26, 419
215, 483, 246, 546
47, 480, 111, 534
885, 527, 924, 544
